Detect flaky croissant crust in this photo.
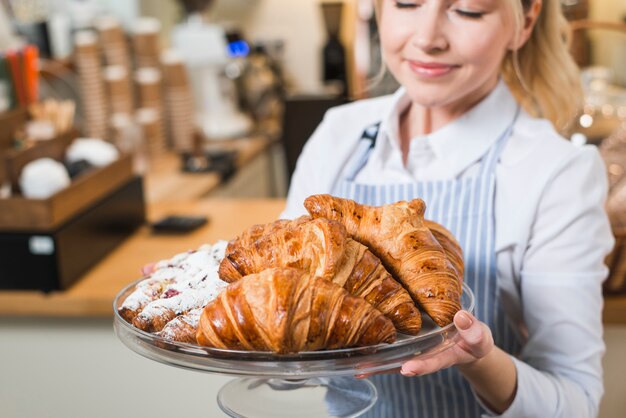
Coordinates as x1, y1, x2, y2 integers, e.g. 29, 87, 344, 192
219, 217, 422, 334
305, 194, 463, 327
196, 268, 396, 353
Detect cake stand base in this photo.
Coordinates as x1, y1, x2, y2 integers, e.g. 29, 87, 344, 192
217, 376, 377, 418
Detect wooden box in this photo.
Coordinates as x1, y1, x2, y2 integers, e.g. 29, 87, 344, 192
0, 131, 146, 290
0, 177, 145, 291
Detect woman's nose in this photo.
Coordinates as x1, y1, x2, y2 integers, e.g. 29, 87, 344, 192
411, 9, 448, 52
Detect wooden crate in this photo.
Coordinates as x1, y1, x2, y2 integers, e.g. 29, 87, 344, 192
0, 130, 134, 231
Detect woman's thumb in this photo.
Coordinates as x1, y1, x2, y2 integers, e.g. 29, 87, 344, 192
454, 310, 492, 354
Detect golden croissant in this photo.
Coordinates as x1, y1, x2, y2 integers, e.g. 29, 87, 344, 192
219, 217, 422, 334
304, 194, 462, 327
196, 268, 397, 353
223, 216, 313, 254
424, 220, 464, 283
219, 216, 345, 283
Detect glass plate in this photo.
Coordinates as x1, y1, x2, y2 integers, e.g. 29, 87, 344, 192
113, 280, 475, 379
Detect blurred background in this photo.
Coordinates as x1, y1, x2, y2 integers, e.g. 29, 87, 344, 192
1, 1, 626, 418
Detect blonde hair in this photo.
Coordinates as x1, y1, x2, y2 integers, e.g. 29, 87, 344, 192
503, 0, 582, 133
373, 0, 582, 133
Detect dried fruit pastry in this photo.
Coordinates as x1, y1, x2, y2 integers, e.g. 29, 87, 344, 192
196, 268, 396, 353
130, 245, 229, 332
119, 241, 229, 324
219, 217, 422, 334
304, 194, 462, 327
118, 277, 174, 323
156, 308, 202, 344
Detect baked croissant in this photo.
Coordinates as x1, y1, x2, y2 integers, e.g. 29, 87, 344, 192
224, 216, 312, 256
219, 217, 345, 283
196, 268, 396, 353
305, 194, 462, 327
219, 217, 422, 334
424, 220, 464, 283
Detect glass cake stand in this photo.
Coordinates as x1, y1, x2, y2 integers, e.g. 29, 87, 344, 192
113, 281, 474, 418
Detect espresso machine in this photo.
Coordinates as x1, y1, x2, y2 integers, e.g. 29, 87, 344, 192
172, 1, 251, 140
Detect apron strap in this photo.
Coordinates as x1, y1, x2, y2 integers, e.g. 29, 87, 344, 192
343, 122, 381, 182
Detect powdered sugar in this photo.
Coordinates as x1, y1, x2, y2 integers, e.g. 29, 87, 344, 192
119, 278, 172, 313
156, 308, 203, 342
120, 240, 229, 321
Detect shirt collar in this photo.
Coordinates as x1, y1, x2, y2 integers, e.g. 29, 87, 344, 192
378, 79, 519, 178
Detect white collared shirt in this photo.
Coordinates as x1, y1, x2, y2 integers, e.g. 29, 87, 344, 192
282, 80, 615, 418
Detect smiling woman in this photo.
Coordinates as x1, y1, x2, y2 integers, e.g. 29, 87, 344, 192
373, 0, 582, 133
282, 0, 613, 417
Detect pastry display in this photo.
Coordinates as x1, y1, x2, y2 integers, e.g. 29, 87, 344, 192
117, 195, 465, 352
304, 194, 462, 327
119, 241, 229, 338
197, 268, 396, 353
219, 216, 422, 335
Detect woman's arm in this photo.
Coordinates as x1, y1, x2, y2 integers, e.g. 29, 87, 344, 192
457, 344, 517, 413
404, 146, 614, 418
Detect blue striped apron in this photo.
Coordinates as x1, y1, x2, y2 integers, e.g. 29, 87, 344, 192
333, 110, 522, 418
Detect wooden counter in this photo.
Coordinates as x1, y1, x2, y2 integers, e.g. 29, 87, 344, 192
0, 198, 285, 317
1, 196, 625, 324
144, 136, 272, 203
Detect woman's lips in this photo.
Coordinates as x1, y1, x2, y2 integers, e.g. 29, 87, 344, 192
407, 60, 459, 77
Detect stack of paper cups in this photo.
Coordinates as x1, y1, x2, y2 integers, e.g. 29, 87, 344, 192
95, 17, 132, 72
74, 30, 108, 139
111, 112, 147, 173
104, 65, 133, 116
132, 17, 161, 69
96, 16, 134, 109
136, 107, 165, 157
135, 67, 165, 148
161, 50, 195, 152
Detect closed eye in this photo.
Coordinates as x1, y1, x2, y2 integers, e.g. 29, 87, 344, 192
394, 1, 419, 9
454, 9, 484, 19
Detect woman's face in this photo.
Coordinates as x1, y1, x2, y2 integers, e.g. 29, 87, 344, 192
379, 0, 520, 113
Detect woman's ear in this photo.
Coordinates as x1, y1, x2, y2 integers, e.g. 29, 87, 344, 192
509, 0, 542, 51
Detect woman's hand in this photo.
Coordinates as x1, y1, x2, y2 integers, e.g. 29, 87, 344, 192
401, 310, 518, 413
401, 310, 494, 377
141, 263, 156, 276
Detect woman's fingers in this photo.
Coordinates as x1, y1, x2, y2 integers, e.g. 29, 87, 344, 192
401, 311, 495, 377
141, 262, 156, 276
401, 349, 457, 376
454, 310, 494, 358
